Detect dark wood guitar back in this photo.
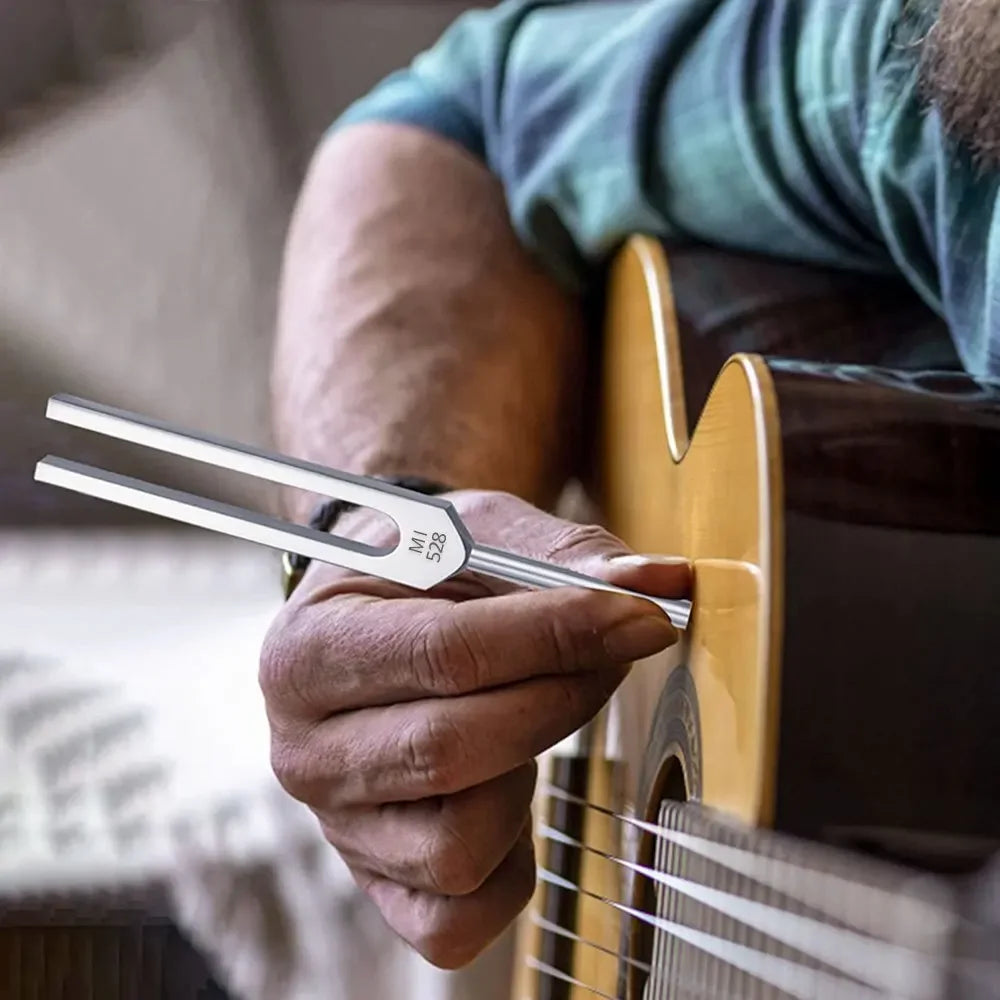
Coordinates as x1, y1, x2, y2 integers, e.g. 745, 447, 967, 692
773, 359, 1000, 866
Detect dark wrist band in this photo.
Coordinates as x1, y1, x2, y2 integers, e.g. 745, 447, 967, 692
280, 475, 452, 598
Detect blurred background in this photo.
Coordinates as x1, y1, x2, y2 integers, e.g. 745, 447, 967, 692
1, 0, 473, 518
0, 2, 512, 997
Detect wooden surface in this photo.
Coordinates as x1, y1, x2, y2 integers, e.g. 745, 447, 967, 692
515, 238, 786, 1000
598, 237, 783, 828
572, 719, 623, 1000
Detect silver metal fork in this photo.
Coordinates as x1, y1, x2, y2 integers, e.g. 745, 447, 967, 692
34, 395, 690, 628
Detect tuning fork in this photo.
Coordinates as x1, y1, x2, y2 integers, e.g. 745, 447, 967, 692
33, 395, 690, 628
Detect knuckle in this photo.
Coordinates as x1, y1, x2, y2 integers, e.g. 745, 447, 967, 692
260, 600, 357, 718
411, 616, 459, 697
257, 610, 300, 702
258, 605, 322, 714
401, 714, 462, 794
543, 521, 615, 563
454, 489, 519, 528
269, 733, 313, 801
419, 819, 487, 897
268, 726, 338, 804
416, 612, 489, 695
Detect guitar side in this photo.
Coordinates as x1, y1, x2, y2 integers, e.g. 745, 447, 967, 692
598, 235, 786, 829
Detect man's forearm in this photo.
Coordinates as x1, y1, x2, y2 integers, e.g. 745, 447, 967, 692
272, 123, 585, 521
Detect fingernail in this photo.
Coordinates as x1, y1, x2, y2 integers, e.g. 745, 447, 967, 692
607, 554, 689, 568
603, 614, 677, 660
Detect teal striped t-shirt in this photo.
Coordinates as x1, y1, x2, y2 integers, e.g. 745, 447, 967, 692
335, 0, 999, 376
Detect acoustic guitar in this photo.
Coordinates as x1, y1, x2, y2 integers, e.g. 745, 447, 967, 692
511, 237, 1000, 1000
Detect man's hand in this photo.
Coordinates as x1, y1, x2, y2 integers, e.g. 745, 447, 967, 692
259, 491, 687, 969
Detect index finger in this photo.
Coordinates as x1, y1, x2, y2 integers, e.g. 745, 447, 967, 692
259, 582, 678, 719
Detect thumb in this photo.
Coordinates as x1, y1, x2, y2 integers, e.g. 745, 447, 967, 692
450, 490, 691, 599
587, 551, 691, 600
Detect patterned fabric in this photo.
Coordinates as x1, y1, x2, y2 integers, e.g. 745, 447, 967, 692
333, 0, 1000, 378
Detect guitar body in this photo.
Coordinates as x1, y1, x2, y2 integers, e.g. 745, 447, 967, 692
513, 237, 1000, 1000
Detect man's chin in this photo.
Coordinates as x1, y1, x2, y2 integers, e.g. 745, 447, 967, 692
919, 0, 1000, 167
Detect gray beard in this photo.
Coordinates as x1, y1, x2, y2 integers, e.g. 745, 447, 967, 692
919, 0, 1000, 168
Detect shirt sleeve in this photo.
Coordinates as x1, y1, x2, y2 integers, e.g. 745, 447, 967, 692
333, 0, 1000, 376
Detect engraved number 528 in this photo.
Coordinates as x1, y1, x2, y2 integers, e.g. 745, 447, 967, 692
426, 532, 447, 563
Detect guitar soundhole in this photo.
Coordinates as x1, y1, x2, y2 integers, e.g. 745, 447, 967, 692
630, 756, 688, 999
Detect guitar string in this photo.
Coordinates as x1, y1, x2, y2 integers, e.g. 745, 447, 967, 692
540, 782, 955, 929
530, 911, 651, 973
524, 956, 619, 1000
527, 786, 994, 1000
530, 860, 754, 1000
527, 953, 753, 1000
527, 926, 756, 1000
535, 866, 889, 1000
535, 822, 943, 998
532, 820, 791, 1000
535, 824, 940, 996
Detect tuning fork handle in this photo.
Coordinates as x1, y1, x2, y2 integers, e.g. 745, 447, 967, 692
468, 545, 690, 629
